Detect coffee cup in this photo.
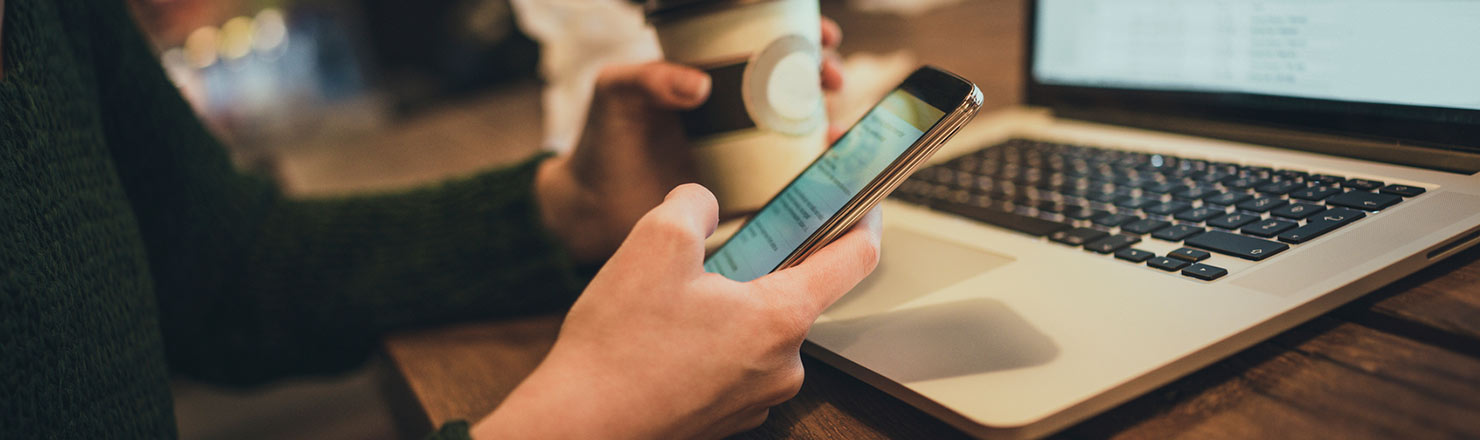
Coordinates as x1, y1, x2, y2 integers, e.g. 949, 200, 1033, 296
645, 0, 827, 217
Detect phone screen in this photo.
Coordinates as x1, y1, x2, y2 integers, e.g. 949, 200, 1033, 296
704, 89, 948, 282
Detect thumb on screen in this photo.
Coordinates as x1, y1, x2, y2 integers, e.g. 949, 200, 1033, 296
617, 184, 721, 270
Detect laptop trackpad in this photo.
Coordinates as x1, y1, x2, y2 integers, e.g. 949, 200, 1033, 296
824, 227, 1015, 320
810, 298, 1059, 382
812, 229, 1053, 381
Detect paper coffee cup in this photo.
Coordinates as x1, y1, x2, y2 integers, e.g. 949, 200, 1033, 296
646, 0, 827, 217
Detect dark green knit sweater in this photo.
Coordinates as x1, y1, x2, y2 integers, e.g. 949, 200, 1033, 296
1, 0, 589, 438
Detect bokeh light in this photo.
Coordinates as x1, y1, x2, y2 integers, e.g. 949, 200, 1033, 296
219, 16, 254, 61
252, 8, 288, 53
184, 26, 220, 68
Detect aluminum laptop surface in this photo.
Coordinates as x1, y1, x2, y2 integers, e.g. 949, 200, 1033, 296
801, 1, 1480, 438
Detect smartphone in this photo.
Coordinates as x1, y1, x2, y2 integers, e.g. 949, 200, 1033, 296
704, 66, 983, 282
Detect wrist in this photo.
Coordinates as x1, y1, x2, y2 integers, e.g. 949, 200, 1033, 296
534, 156, 606, 262
470, 349, 655, 439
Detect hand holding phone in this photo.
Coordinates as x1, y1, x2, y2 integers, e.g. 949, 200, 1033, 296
705, 66, 983, 281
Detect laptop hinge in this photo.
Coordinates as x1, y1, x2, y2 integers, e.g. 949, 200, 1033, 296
1052, 108, 1480, 175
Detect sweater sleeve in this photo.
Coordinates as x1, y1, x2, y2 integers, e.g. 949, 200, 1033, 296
73, 1, 590, 385
426, 420, 474, 440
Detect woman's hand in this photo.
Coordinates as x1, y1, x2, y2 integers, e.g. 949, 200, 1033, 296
475, 184, 881, 439
536, 19, 846, 263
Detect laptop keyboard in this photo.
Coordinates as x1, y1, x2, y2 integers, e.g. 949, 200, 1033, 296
892, 139, 1429, 281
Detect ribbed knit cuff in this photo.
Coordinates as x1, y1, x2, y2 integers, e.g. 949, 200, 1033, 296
424, 420, 472, 440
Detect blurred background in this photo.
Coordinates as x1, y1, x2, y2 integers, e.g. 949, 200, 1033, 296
127, 0, 553, 196
134, 0, 1022, 438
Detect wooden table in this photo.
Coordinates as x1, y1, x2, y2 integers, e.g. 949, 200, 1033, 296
378, 1, 1480, 438
382, 244, 1480, 439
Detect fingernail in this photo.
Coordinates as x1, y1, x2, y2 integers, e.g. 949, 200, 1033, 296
676, 73, 711, 100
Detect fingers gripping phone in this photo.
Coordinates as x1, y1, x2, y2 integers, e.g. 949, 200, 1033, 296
705, 66, 983, 282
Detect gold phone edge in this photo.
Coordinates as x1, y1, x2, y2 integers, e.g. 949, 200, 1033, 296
774, 85, 985, 272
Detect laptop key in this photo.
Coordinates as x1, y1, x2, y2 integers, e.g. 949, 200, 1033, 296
1147, 256, 1190, 271
1062, 205, 1109, 220
1194, 171, 1233, 184
1094, 213, 1140, 227
1121, 218, 1172, 235
1224, 176, 1269, 190
1290, 185, 1341, 201
931, 201, 1073, 237
1168, 247, 1212, 262
1087, 191, 1127, 204
1306, 174, 1345, 185
1084, 234, 1141, 254
1116, 197, 1160, 210
1277, 207, 1367, 244
1182, 263, 1228, 281
1050, 227, 1110, 246
1274, 169, 1309, 181
1242, 218, 1299, 238
1208, 212, 1259, 229
1172, 186, 1220, 200
1145, 201, 1194, 216
1143, 182, 1188, 195
1311, 206, 1366, 224
1174, 206, 1224, 222
1271, 203, 1326, 220
1120, 177, 1160, 190
1186, 230, 1289, 261
1241, 165, 1274, 176
1343, 178, 1384, 191
1152, 224, 1205, 241
1296, 182, 1343, 200
1256, 180, 1303, 195
1114, 248, 1155, 263
1236, 196, 1289, 213
1205, 192, 1253, 206
1379, 184, 1426, 197
1326, 191, 1401, 211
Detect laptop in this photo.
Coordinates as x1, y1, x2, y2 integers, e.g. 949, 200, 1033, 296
799, 1, 1480, 438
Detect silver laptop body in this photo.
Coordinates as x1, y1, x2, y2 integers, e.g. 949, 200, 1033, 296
803, 1, 1480, 438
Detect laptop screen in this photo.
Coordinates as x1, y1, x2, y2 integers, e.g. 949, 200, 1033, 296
1027, 0, 1480, 155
